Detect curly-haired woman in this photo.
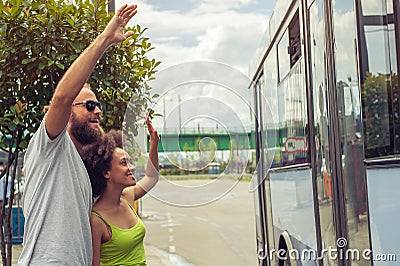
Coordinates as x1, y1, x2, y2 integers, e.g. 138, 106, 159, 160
82, 116, 159, 266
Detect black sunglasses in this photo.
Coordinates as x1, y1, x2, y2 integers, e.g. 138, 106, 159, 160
72, 100, 102, 112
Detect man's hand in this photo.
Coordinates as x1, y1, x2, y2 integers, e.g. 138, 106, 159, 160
101, 4, 138, 45
46, 4, 138, 140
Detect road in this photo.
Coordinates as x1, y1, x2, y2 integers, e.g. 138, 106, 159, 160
140, 178, 259, 266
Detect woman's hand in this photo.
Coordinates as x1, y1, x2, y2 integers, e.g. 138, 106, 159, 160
146, 113, 159, 145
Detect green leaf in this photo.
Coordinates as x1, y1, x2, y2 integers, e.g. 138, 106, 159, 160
56, 62, 64, 69
22, 57, 36, 64
8, 72, 19, 77
0, 0, 160, 153
8, 122, 17, 132
20, 139, 27, 149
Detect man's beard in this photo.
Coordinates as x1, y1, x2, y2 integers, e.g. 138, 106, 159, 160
70, 113, 102, 145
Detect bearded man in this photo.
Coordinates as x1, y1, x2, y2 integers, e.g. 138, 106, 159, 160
18, 4, 138, 265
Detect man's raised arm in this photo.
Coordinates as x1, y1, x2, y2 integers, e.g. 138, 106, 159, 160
45, 4, 138, 139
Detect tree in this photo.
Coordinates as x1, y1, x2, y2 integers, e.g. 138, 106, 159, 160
0, 0, 160, 264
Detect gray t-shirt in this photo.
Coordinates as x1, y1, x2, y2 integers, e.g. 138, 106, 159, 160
18, 118, 92, 265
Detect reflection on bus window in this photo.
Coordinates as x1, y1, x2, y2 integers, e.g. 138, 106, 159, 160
270, 58, 308, 168
358, 0, 399, 158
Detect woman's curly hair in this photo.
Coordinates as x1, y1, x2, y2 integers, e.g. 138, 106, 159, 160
82, 130, 125, 198
107, 129, 123, 148
82, 134, 116, 198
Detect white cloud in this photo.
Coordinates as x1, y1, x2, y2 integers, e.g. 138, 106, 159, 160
116, 0, 269, 74
194, 0, 253, 13
114, 0, 272, 133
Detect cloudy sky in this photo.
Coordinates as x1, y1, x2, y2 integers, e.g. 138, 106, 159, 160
115, 0, 277, 134
116, 0, 276, 74
107, 0, 268, 137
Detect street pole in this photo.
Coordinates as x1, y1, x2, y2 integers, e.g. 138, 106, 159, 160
178, 94, 182, 130
163, 98, 166, 132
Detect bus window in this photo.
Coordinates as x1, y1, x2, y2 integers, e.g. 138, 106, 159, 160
263, 46, 279, 170
267, 10, 308, 168
358, 0, 399, 158
277, 29, 291, 81
276, 59, 308, 167
288, 11, 301, 67
277, 11, 301, 82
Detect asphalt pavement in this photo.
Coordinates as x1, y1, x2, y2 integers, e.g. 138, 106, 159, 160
11, 243, 174, 265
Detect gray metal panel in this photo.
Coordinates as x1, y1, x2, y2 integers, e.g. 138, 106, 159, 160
366, 168, 400, 263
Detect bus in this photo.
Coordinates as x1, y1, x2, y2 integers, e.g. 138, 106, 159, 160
249, 0, 400, 265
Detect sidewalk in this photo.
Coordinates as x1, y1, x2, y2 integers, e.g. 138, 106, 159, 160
11, 243, 173, 265
145, 244, 175, 266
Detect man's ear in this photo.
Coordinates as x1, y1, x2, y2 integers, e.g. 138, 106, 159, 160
42, 105, 50, 114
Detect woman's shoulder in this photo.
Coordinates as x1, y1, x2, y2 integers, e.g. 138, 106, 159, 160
90, 211, 109, 234
90, 211, 112, 243
90, 203, 109, 227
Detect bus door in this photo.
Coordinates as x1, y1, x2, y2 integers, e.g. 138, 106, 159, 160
253, 74, 270, 266
309, 0, 373, 264
355, 0, 400, 260
259, 3, 318, 264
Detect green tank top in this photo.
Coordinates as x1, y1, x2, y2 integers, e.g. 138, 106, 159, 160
91, 198, 146, 266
